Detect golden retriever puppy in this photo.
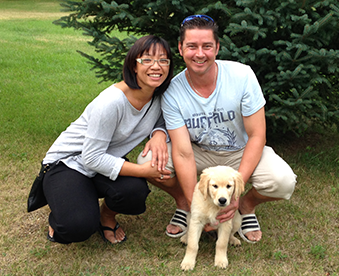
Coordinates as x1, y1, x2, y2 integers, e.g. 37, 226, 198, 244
180, 166, 244, 271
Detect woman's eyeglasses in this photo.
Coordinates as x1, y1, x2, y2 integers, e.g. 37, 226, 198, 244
136, 58, 171, 66
181, 15, 215, 26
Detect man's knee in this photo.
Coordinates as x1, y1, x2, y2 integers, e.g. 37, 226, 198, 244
255, 169, 296, 200
255, 146, 297, 200
137, 150, 152, 165
137, 142, 176, 176
273, 169, 297, 200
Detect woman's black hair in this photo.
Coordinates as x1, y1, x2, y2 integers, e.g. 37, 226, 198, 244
123, 35, 174, 96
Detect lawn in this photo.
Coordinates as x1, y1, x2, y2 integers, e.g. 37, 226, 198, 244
0, 1, 338, 275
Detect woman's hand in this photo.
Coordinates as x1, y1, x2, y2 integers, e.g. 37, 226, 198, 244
141, 130, 168, 171
139, 161, 172, 182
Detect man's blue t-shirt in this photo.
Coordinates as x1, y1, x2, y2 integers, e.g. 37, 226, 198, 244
162, 60, 266, 152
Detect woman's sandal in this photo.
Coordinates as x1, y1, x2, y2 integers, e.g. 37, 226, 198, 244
98, 222, 127, 244
46, 231, 56, 242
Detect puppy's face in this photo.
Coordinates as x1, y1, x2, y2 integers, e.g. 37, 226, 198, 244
198, 166, 244, 208
208, 177, 235, 207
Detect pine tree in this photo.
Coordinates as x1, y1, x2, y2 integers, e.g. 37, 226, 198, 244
54, 0, 339, 135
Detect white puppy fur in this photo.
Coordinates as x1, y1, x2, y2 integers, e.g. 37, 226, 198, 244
180, 166, 244, 271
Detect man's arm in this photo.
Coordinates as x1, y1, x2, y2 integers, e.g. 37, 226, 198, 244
216, 107, 266, 224
238, 107, 266, 184
168, 126, 197, 207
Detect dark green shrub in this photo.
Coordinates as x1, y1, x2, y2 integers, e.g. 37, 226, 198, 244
54, 0, 339, 135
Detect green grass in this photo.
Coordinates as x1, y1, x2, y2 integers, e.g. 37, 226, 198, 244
0, 2, 108, 158
1, 1, 339, 275
0, 0, 60, 12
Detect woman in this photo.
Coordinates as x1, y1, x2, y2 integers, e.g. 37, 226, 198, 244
42, 35, 176, 244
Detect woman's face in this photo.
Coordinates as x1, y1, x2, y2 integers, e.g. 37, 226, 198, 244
135, 44, 170, 92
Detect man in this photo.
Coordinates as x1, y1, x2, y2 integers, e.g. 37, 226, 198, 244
160, 15, 297, 243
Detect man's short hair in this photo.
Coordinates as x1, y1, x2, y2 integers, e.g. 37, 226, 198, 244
179, 15, 219, 45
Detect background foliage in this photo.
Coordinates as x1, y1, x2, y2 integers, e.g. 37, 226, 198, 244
54, 0, 339, 135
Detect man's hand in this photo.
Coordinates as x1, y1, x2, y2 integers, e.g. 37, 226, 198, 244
203, 195, 239, 232
216, 195, 239, 223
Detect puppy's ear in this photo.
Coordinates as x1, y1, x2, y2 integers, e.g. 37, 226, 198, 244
198, 169, 210, 200
233, 171, 245, 200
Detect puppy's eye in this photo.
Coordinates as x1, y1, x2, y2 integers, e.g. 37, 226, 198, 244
213, 185, 218, 189
227, 184, 231, 189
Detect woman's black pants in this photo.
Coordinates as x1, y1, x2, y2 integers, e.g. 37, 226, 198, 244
43, 162, 150, 244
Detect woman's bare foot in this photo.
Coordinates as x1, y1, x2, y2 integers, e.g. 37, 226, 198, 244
46, 226, 56, 242
48, 226, 54, 238
100, 201, 126, 243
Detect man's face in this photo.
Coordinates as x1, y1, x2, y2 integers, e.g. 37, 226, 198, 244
178, 28, 219, 76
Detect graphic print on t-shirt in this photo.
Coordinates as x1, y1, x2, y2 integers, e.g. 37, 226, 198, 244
195, 128, 238, 151
185, 108, 241, 151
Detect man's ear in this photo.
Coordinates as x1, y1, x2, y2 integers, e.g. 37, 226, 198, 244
215, 42, 220, 56
178, 41, 183, 56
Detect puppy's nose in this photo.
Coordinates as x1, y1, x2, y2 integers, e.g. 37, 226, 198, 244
219, 197, 227, 205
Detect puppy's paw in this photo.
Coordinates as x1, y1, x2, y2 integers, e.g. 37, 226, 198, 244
229, 235, 241, 247
180, 260, 195, 271
214, 256, 228, 269
180, 233, 188, 244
